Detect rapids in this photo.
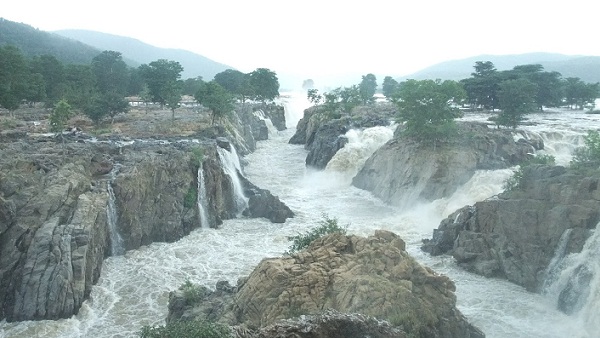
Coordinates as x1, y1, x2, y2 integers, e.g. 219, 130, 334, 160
2, 96, 600, 338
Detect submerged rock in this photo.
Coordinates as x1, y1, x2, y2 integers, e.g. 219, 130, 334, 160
168, 231, 484, 337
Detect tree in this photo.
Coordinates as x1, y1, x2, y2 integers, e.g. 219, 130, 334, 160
213, 69, 253, 102
24, 73, 46, 106
393, 79, 466, 142
182, 76, 204, 96
63, 64, 96, 110
84, 92, 129, 125
249, 68, 280, 103
194, 81, 234, 125
382, 76, 399, 100
564, 77, 599, 110
49, 99, 72, 132
164, 80, 183, 120
307, 89, 322, 105
510, 64, 563, 110
302, 79, 315, 91
30, 54, 65, 103
461, 61, 500, 110
92, 50, 129, 96
139, 59, 184, 107
0, 45, 29, 114
338, 85, 361, 112
358, 73, 377, 104
496, 78, 538, 128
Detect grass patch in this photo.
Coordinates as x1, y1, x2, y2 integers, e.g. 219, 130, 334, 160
190, 146, 204, 166
184, 185, 197, 209
139, 320, 230, 338
286, 214, 347, 254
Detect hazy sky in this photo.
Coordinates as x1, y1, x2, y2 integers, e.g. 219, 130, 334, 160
3, 0, 599, 83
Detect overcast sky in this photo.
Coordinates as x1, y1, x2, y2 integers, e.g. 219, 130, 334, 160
3, 0, 599, 85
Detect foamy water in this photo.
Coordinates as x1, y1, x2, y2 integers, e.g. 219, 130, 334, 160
2, 99, 600, 338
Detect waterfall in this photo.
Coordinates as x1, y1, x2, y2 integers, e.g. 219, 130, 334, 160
325, 125, 395, 181
253, 110, 279, 136
217, 145, 249, 214
197, 164, 210, 228
106, 182, 125, 256
543, 223, 600, 334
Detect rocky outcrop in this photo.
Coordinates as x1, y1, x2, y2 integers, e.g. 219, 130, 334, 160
290, 105, 395, 168
241, 176, 294, 223
0, 135, 294, 321
421, 164, 600, 292
167, 231, 484, 338
233, 309, 406, 338
353, 122, 541, 208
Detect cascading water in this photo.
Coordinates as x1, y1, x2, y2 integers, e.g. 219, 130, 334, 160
106, 170, 124, 256
4, 96, 600, 338
197, 163, 210, 229
543, 223, 600, 335
253, 110, 279, 136
217, 145, 248, 214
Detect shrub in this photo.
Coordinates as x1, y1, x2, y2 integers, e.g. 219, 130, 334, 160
184, 185, 197, 209
571, 130, 600, 168
286, 214, 347, 254
139, 320, 230, 338
503, 154, 555, 191
180, 280, 204, 304
190, 146, 204, 166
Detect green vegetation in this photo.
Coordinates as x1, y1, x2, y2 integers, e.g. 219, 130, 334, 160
139, 320, 230, 338
194, 81, 234, 125
190, 147, 204, 166
503, 154, 556, 191
286, 214, 347, 254
184, 185, 197, 209
496, 78, 538, 128
571, 130, 600, 168
393, 79, 465, 143
358, 73, 377, 105
180, 280, 205, 303
49, 99, 73, 132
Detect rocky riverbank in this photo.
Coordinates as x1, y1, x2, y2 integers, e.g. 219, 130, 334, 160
422, 164, 600, 295
167, 231, 485, 338
0, 103, 293, 321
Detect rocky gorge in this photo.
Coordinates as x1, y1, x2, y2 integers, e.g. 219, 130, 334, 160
0, 104, 292, 322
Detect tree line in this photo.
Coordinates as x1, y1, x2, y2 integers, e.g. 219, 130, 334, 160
0, 44, 280, 128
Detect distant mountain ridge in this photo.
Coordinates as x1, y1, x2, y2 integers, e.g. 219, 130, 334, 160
0, 18, 100, 64
54, 29, 233, 80
402, 53, 600, 83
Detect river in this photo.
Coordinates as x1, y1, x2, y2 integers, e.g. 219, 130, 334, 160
2, 95, 599, 337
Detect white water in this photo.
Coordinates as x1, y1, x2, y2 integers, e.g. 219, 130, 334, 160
217, 145, 248, 214
253, 110, 279, 136
2, 100, 600, 338
106, 181, 124, 257
197, 164, 210, 229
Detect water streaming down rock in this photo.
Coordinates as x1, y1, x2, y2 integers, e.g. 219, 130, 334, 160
217, 145, 249, 214
253, 110, 279, 136
106, 174, 125, 256
543, 223, 600, 334
197, 163, 210, 229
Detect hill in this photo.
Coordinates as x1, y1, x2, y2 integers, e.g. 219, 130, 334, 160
402, 53, 600, 83
0, 18, 100, 64
55, 29, 234, 80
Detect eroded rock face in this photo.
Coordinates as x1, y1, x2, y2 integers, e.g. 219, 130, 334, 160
0, 136, 294, 321
353, 122, 540, 208
422, 165, 600, 292
168, 231, 484, 338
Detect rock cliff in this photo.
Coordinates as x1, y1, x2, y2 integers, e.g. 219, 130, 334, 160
0, 136, 292, 321
167, 231, 484, 338
353, 122, 541, 208
289, 105, 395, 169
421, 164, 600, 292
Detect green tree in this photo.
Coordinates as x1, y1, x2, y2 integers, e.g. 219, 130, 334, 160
382, 76, 399, 100
496, 78, 538, 128
393, 79, 465, 142
84, 92, 129, 125
249, 68, 280, 102
63, 64, 96, 110
91, 50, 129, 96
358, 73, 377, 104
164, 80, 183, 120
571, 130, 600, 168
24, 72, 46, 105
0, 45, 29, 114
461, 61, 500, 110
49, 99, 72, 132
307, 89, 322, 105
139, 59, 184, 107
302, 79, 315, 90
194, 81, 234, 125
213, 69, 253, 103
339, 85, 361, 112
30, 54, 65, 102
182, 76, 204, 96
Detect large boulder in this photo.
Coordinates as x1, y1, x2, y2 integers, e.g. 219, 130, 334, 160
353, 122, 540, 208
422, 164, 600, 292
168, 231, 484, 338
